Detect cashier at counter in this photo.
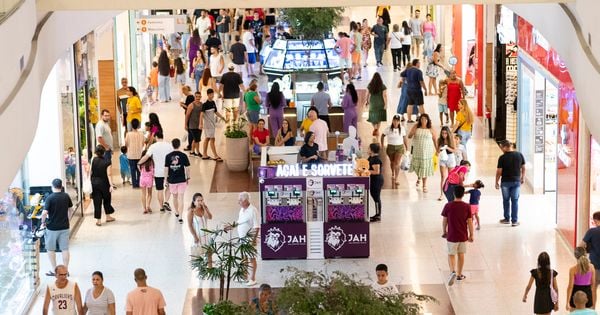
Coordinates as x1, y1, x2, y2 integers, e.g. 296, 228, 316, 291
299, 131, 322, 165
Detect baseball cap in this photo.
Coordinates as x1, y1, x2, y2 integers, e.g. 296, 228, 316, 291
228, 62, 235, 70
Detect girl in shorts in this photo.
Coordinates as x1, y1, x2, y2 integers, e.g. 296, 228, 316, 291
200, 89, 227, 161
138, 150, 154, 214
467, 180, 484, 230
437, 126, 457, 201
380, 114, 408, 185
438, 79, 449, 125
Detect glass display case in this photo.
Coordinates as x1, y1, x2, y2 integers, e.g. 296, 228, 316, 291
264, 39, 341, 77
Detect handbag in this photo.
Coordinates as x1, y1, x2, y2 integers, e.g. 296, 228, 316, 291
425, 63, 439, 77
433, 152, 439, 170
550, 271, 558, 305
439, 149, 449, 162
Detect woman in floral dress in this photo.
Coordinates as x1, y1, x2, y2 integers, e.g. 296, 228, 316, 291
361, 19, 372, 67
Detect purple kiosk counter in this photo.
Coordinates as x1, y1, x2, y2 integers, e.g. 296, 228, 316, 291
259, 162, 370, 260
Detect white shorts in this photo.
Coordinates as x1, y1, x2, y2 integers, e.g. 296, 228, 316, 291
339, 57, 352, 69
439, 153, 456, 168
223, 98, 240, 109
447, 241, 467, 255
233, 63, 244, 73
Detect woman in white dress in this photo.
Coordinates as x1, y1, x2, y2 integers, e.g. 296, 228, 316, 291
187, 193, 213, 265
83, 271, 116, 315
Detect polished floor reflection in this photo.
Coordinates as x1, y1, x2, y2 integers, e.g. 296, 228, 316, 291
29, 58, 575, 315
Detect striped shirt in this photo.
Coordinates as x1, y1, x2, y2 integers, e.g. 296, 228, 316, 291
125, 131, 145, 160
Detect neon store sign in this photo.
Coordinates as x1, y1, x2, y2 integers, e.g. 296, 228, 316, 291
275, 164, 353, 177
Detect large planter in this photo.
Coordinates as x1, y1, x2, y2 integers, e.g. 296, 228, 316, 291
225, 137, 249, 171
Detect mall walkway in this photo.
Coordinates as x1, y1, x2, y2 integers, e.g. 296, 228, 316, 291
30, 59, 575, 315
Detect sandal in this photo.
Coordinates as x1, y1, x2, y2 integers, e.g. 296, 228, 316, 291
95, 222, 102, 226
437, 196, 443, 201
143, 209, 149, 214
201, 156, 210, 160
215, 157, 223, 162
106, 218, 116, 223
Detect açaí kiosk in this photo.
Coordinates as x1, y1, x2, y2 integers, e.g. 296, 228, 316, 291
259, 159, 370, 260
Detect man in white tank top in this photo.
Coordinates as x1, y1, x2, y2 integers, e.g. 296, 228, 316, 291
43, 265, 83, 315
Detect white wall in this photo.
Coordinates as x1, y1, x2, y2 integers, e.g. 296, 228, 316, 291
0, 0, 121, 190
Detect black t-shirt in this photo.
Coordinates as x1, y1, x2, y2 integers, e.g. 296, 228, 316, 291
201, 100, 217, 112
230, 43, 247, 65
183, 95, 195, 112
251, 19, 264, 37
368, 155, 383, 179
497, 151, 525, 182
216, 15, 230, 33
165, 151, 191, 184
300, 143, 319, 164
205, 37, 221, 50
91, 157, 111, 186
44, 192, 73, 231
220, 72, 243, 99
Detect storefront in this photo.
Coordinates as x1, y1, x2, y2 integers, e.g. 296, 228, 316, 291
515, 13, 581, 246
0, 49, 83, 312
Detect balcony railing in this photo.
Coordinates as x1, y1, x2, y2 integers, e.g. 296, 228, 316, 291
0, 0, 24, 25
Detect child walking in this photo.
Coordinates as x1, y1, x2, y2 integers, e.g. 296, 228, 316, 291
138, 150, 154, 214
438, 79, 449, 125
119, 146, 131, 185
523, 251, 559, 314
467, 180, 484, 230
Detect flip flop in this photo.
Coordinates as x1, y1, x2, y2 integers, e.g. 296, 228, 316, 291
143, 210, 149, 214
213, 157, 223, 162
202, 156, 210, 160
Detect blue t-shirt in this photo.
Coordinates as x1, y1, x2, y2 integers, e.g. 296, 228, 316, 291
119, 154, 130, 172
583, 227, 600, 269
570, 309, 598, 315
403, 67, 424, 91
468, 189, 481, 205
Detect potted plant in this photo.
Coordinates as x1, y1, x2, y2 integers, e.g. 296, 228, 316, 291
191, 222, 258, 304
224, 114, 249, 171
276, 267, 437, 314
279, 8, 344, 40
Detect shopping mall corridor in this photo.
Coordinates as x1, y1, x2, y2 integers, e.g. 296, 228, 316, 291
30, 59, 575, 315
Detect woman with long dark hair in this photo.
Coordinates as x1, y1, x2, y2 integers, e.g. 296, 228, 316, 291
368, 143, 384, 222
266, 82, 286, 138
523, 251, 559, 314
146, 113, 163, 147
187, 29, 202, 77
299, 131, 320, 165
400, 21, 412, 67
365, 72, 387, 136
426, 43, 443, 95
436, 126, 457, 201
341, 83, 358, 133
192, 50, 206, 92
157, 50, 171, 102
275, 119, 295, 146
174, 57, 186, 90
91, 145, 116, 226
126, 87, 142, 131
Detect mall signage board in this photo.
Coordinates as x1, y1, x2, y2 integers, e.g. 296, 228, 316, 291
136, 15, 187, 34
261, 223, 307, 259
323, 222, 369, 258
275, 163, 353, 178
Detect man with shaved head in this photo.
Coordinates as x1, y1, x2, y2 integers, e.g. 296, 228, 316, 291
125, 268, 166, 315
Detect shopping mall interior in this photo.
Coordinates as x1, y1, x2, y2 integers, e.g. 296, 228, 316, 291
2, 0, 600, 314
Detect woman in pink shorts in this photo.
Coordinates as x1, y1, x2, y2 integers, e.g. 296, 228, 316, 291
467, 180, 484, 230
138, 150, 154, 214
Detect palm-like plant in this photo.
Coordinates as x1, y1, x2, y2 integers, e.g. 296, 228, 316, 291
190, 222, 257, 301
224, 111, 248, 138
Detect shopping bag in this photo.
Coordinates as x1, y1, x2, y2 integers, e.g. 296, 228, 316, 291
400, 153, 411, 171
433, 153, 439, 170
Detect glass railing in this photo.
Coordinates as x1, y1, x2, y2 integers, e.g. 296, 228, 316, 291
0, 0, 24, 24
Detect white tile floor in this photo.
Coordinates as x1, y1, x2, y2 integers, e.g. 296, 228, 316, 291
29, 56, 578, 315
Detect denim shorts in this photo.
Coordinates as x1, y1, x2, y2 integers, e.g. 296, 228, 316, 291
438, 103, 448, 113
45, 229, 70, 251
247, 110, 260, 124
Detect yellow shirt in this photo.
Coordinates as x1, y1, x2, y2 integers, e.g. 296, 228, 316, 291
89, 97, 99, 124
456, 111, 472, 132
300, 118, 313, 134
127, 96, 142, 123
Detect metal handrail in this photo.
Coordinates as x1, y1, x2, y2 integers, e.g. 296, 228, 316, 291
0, 11, 53, 116
0, 0, 25, 25
559, 3, 600, 74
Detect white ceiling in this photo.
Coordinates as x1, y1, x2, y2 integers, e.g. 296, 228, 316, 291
37, 0, 571, 11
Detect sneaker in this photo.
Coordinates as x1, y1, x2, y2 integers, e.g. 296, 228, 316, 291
456, 275, 466, 281
160, 208, 165, 212
163, 202, 172, 212
447, 271, 456, 286
245, 280, 257, 286
356, 76, 362, 81
178, 218, 183, 224
511, 222, 520, 227
499, 219, 510, 224
184, 146, 191, 151
369, 215, 381, 222
393, 68, 397, 72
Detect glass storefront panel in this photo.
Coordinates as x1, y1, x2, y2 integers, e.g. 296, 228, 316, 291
591, 137, 600, 227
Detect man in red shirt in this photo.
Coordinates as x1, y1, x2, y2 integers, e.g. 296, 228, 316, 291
441, 185, 474, 286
